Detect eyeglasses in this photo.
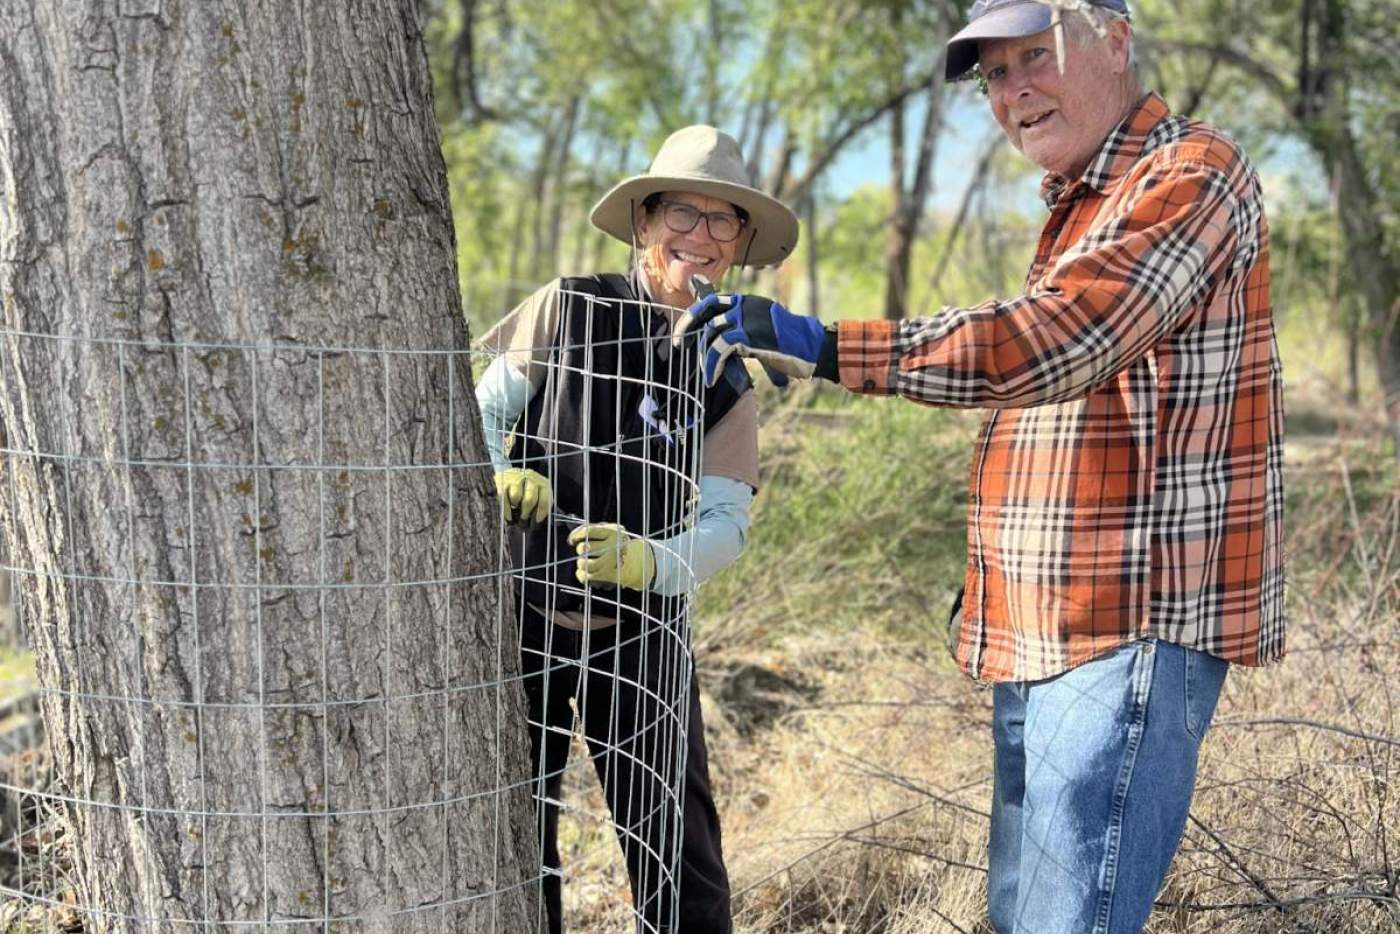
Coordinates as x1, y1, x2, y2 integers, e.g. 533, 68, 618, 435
654, 200, 747, 243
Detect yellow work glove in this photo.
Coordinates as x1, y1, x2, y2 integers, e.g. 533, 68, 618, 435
568, 523, 656, 592
493, 468, 552, 525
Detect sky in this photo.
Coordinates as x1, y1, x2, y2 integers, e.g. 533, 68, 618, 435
825, 95, 1011, 212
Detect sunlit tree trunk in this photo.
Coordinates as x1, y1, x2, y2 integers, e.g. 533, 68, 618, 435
0, 1, 537, 929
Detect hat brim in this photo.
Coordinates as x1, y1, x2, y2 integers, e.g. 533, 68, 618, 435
589, 175, 800, 268
945, 0, 1054, 81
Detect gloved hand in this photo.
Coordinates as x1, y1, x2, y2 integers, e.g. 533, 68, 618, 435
568, 523, 656, 592
494, 468, 552, 525
688, 292, 828, 388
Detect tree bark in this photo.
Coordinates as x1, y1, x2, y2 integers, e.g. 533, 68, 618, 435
0, 1, 537, 930
884, 85, 909, 322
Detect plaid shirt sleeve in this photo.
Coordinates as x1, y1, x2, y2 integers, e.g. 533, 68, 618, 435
836, 161, 1240, 406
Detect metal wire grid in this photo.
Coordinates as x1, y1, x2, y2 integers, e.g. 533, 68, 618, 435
0, 284, 709, 932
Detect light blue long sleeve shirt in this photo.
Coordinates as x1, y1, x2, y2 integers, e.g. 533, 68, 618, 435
475, 356, 753, 596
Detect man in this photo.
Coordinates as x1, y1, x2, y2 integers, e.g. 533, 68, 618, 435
683, 2, 1285, 932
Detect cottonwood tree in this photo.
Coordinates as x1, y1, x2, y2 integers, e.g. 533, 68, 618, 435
0, 1, 537, 929
1139, 0, 1400, 453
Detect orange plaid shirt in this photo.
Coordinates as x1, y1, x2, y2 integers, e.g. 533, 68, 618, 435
837, 94, 1285, 682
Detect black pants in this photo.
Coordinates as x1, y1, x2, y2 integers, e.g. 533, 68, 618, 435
520, 607, 732, 934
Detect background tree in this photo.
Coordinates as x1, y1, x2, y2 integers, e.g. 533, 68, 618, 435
0, 1, 537, 928
423, 0, 1396, 456
426, 0, 979, 322
1139, 0, 1400, 453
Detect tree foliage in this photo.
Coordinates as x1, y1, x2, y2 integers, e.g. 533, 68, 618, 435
425, 0, 1397, 443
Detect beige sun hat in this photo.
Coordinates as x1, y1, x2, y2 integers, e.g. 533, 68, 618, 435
589, 125, 800, 268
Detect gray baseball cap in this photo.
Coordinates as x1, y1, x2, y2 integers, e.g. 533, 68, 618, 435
945, 0, 1131, 81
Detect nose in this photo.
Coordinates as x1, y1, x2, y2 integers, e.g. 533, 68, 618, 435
1003, 65, 1035, 99
685, 221, 718, 247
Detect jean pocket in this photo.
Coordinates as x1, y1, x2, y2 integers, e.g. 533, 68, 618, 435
1183, 649, 1228, 741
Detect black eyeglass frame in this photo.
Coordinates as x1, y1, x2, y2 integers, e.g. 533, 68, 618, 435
649, 199, 749, 243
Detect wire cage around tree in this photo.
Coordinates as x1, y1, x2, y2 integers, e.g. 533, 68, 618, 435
0, 282, 711, 932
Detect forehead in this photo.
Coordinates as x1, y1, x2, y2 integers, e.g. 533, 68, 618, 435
977, 26, 1055, 64
660, 190, 740, 214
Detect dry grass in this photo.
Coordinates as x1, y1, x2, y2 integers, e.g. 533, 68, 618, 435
566, 406, 1399, 933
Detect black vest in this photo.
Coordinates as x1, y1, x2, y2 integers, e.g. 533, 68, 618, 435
509, 273, 750, 625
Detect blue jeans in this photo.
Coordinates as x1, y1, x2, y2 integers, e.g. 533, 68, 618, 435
988, 640, 1228, 934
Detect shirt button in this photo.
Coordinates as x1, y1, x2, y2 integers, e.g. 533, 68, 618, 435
863, 379, 876, 391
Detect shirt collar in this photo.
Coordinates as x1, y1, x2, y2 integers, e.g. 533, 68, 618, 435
1038, 92, 1172, 209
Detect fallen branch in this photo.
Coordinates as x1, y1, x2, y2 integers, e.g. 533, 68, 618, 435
1212, 716, 1400, 749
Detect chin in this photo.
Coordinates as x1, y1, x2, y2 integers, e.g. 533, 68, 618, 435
665, 269, 695, 294
671, 265, 713, 290
1024, 145, 1072, 176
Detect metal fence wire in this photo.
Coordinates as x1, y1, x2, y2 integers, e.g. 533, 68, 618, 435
0, 283, 708, 932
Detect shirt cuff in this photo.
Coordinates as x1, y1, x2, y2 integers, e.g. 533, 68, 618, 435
813, 326, 840, 381
836, 319, 899, 394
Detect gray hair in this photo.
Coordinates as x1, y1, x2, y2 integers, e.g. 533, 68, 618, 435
1066, 8, 1138, 75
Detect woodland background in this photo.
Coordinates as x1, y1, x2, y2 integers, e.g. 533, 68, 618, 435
3, 0, 1397, 930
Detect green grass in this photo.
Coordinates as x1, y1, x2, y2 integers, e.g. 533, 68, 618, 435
695, 359, 1397, 657
696, 386, 975, 651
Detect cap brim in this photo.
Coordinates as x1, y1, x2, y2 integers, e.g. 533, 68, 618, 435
944, 0, 1054, 81
589, 175, 799, 268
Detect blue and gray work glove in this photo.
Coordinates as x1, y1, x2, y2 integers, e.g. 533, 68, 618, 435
687, 293, 839, 388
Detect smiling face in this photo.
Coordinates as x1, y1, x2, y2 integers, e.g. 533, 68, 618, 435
636, 191, 744, 305
978, 17, 1134, 178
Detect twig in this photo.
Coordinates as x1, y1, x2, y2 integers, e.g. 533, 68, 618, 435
1340, 451, 1378, 595
733, 800, 931, 899
1187, 814, 1308, 928
1155, 886, 1399, 916
843, 833, 987, 876
1212, 716, 1400, 749
827, 745, 992, 821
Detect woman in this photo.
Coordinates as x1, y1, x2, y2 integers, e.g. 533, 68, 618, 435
475, 125, 798, 933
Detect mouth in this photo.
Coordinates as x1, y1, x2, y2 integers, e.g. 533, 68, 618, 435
670, 249, 716, 268
1018, 109, 1056, 131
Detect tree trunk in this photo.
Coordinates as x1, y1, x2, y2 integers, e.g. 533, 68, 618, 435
704, 0, 723, 125
882, 7, 953, 323
527, 123, 559, 283
925, 133, 1003, 306
1328, 131, 1400, 451
0, 561, 11, 651
1308, 0, 1400, 452
884, 63, 909, 322
0, 1, 538, 930
544, 95, 580, 277
1346, 302, 1360, 407
805, 193, 820, 320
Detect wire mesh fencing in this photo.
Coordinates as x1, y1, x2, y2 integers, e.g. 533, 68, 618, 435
0, 282, 710, 932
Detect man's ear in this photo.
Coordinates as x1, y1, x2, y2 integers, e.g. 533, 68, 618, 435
1107, 19, 1132, 74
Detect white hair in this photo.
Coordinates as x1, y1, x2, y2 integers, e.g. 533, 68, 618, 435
1067, 8, 1138, 77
